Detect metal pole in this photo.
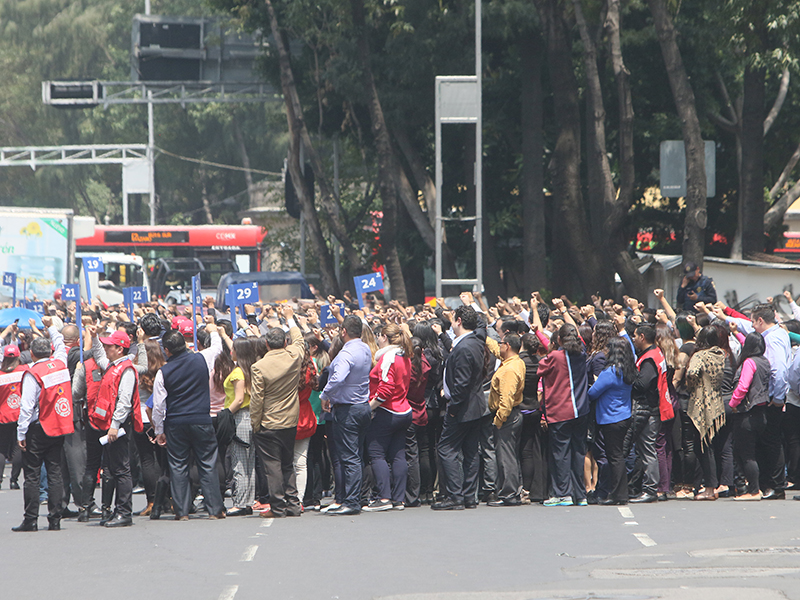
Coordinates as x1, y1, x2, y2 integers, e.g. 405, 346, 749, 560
145, 0, 150, 15
435, 79, 443, 299
123, 189, 129, 225
333, 136, 341, 285
148, 91, 155, 225
299, 143, 306, 275
474, 0, 483, 294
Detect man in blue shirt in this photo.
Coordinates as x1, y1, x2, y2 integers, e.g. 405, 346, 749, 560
751, 304, 790, 499
320, 316, 372, 515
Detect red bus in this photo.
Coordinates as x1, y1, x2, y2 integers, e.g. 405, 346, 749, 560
76, 224, 266, 269
76, 224, 267, 301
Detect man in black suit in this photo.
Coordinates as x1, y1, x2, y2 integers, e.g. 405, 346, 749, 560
433, 305, 488, 510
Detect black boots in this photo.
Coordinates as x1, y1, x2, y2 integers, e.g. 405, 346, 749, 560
12, 519, 38, 532
150, 481, 170, 521
48, 516, 61, 531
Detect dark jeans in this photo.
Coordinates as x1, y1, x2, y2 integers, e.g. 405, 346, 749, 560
732, 406, 767, 495
495, 407, 522, 502
712, 422, 734, 488
478, 413, 497, 498
81, 424, 112, 510
254, 427, 300, 517
0, 421, 22, 486
425, 412, 444, 495
61, 420, 86, 508
304, 424, 330, 505
22, 422, 64, 522
134, 429, 160, 502
405, 423, 432, 505
600, 418, 630, 502
165, 423, 223, 517
757, 403, 786, 491
437, 413, 484, 505
519, 411, 548, 501
547, 415, 588, 500
367, 409, 412, 504
677, 409, 700, 487
783, 403, 800, 486
693, 423, 718, 490
330, 402, 371, 510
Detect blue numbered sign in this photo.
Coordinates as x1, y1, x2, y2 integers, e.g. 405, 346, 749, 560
62, 284, 79, 302
320, 302, 346, 327
3, 272, 16, 306
354, 272, 384, 308
82, 257, 104, 272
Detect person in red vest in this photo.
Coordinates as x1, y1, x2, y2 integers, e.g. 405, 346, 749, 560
0, 345, 27, 490
14, 316, 73, 532
81, 327, 143, 528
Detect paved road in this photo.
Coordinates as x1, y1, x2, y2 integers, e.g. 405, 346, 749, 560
1, 487, 800, 600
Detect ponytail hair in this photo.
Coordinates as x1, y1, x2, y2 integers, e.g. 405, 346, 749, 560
383, 323, 413, 358
558, 324, 583, 355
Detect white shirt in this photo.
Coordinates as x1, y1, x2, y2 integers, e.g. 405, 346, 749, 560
442, 330, 472, 401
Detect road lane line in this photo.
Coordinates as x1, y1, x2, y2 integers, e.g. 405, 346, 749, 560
633, 533, 657, 547
618, 506, 634, 519
623, 521, 639, 526
241, 545, 259, 561
219, 585, 239, 600
261, 519, 273, 528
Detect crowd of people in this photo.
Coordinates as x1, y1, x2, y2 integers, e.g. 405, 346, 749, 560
2, 261, 800, 531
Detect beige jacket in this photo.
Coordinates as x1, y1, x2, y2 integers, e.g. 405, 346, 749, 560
250, 327, 305, 432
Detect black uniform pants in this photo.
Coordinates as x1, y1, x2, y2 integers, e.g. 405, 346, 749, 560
82, 423, 134, 517
437, 413, 484, 505
757, 404, 786, 492
22, 422, 64, 522
0, 421, 22, 486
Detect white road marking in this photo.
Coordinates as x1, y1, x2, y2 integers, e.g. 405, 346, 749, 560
240, 545, 258, 561
618, 506, 634, 519
260, 518, 273, 527
623, 521, 639, 526
218, 585, 239, 600
633, 533, 657, 547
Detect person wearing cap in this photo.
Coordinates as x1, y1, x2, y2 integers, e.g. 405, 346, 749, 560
676, 262, 717, 312
0, 345, 26, 490
14, 316, 73, 532
78, 327, 143, 528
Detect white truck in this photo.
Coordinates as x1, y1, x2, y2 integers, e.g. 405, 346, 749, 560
75, 251, 151, 306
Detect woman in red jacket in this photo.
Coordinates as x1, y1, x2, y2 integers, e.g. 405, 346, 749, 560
0, 345, 26, 489
364, 323, 413, 512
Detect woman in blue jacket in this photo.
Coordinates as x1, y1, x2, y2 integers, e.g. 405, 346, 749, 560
588, 336, 636, 505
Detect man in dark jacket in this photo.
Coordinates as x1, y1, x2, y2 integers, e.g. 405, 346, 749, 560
433, 306, 488, 511
629, 325, 661, 503
676, 262, 717, 311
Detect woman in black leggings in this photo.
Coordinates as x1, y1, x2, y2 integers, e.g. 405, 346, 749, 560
729, 333, 770, 500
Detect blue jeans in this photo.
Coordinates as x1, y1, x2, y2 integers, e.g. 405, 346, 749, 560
331, 402, 371, 510
366, 408, 412, 504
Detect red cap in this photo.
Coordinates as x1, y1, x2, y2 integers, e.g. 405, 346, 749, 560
179, 320, 194, 336
53, 289, 62, 300
3, 345, 20, 358
99, 330, 131, 349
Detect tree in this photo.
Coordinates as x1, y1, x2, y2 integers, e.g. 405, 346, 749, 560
648, 0, 708, 268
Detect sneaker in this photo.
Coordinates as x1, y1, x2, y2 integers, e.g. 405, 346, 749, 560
392, 502, 405, 511
363, 499, 393, 512
132, 486, 146, 495
576, 498, 588, 506
320, 503, 341, 514
543, 496, 573, 507
520, 489, 532, 505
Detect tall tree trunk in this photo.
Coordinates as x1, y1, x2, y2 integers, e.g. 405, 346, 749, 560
264, 0, 341, 296
349, 0, 408, 303
392, 127, 437, 226
605, 0, 645, 300
534, 0, 608, 298
233, 115, 255, 207
520, 31, 547, 294
740, 66, 766, 257
648, 0, 707, 268
391, 154, 459, 278
200, 171, 214, 224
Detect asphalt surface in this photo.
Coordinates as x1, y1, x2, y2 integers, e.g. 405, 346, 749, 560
2, 486, 800, 600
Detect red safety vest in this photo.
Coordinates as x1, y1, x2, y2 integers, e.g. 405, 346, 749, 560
88, 357, 143, 433
27, 359, 74, 438
0, 365, 28, 423
636, 347, 675, 422
84, 357, 102, 416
